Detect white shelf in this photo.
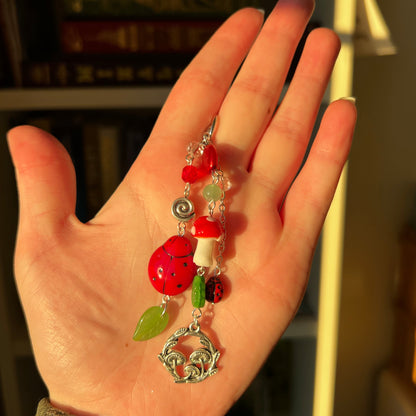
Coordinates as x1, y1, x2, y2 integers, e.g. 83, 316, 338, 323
0, 87, 171, 111
0, 84, 331, 113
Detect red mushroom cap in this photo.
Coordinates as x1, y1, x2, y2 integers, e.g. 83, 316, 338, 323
191, 216, 222, 239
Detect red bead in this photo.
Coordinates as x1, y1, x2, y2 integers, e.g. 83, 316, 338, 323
206, 276, 224, 303
201, 145, 218, 174
148, 236, 196, 296
182, 165, 199, 183
182, 145, 218, 184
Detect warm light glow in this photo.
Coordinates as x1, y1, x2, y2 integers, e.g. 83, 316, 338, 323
313, 167, 348, 416
334, 0, 357, 34
413, 329, 416, 386
312, 0, 357, 415
331, 42, 355, 100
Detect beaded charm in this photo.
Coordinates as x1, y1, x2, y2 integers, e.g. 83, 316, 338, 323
148, 236, 196, 296
133, 117, 227, 383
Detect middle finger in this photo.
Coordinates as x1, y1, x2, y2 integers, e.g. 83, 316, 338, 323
215, 0, 315, 168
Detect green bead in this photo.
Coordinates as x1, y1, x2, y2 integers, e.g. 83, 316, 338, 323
133, 306, 169, 341
203, 184, 223, 202
192, 275, 206, 308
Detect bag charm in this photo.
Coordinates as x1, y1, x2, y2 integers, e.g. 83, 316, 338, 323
133, 117, 227, 383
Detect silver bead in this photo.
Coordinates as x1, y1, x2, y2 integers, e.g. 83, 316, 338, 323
171, 197, 195, 222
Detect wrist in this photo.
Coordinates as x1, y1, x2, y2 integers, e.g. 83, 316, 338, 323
36, 398, 100, 416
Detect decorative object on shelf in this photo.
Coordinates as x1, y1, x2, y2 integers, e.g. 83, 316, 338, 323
355, 0, 397, 57
133, 116, 228, 383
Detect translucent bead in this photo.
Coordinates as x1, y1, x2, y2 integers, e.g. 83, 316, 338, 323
203, 184, 223, 202
182, 165, 199, 183
192, 275, 206, 308
133, 306, 169, 341
201, 145, 218, 173
186, 141, 202, 158
222, 176, 232, 191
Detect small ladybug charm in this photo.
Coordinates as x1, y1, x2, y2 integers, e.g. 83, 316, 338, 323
206, 276, 224, 303
148, 236, 196, 296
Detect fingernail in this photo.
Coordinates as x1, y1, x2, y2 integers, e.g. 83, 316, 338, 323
341, 96, 356, 104
256, 8, 265, 15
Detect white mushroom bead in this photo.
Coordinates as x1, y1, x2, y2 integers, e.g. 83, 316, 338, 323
191, 216, 223, 267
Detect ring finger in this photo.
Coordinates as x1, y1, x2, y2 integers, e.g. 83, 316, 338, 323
250, 27, 341, 207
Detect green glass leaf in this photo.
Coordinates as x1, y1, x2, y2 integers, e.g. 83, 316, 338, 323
192, 275, 206, 308
133, 306, 169, 341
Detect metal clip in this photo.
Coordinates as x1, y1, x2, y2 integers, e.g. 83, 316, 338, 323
207, 116, 217, 139
202, 116, 218, 146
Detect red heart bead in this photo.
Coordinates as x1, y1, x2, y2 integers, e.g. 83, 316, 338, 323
201, 145, 218, 174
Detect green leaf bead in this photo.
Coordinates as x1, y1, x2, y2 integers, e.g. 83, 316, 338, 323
192, 275, 206, 308
133, 306, 169, 341
203, 184, 223, 202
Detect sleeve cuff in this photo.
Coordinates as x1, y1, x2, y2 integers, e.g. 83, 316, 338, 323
36, 398, 72, 416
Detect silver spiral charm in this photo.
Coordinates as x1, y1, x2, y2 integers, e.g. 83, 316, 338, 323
171, 197, 195, 222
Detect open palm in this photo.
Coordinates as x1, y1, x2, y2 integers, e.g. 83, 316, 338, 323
8, 1, 356, 415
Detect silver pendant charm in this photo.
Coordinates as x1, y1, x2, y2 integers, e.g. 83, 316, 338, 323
158, 321, 220, 383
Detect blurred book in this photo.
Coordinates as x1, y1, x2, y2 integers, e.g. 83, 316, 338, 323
60, 20, 222, 55
8, 111, 156, 221
0, 0, 23, 86
21, 55, 190, 87
61, 0, 266, 18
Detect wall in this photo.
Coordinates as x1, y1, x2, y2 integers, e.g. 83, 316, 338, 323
334, 0, 416, 415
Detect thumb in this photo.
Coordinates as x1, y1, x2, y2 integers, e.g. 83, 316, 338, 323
7, 125, 77, 234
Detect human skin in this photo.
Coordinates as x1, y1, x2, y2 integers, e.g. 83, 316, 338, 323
7, 1, 356, 415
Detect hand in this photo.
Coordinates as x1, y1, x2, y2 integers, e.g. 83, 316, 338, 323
8, 1, 356, 415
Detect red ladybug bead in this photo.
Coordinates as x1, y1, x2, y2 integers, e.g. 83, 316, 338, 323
206, 276, 224, 303
148, 236, 196, 296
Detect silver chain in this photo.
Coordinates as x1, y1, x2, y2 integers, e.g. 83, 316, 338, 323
175, 117, 226, 273
212, 169, 226, 277
184, 182, 191, 198
161, 295, 171, 316
177, 221, 186, 236
177, 119, 217, 235
189, 308, 202, 332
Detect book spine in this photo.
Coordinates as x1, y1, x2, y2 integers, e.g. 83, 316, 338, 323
62, 0, 263, 18
0, 0, 23, 86
51, 119, 89, 223
97, 124, 121, 203
21, 58, 189, 87
60, 20, 221, 54
82, 123, 104, 219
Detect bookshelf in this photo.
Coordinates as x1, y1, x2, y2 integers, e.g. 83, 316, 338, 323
0, 0, 356, 415
0, 87, 171, 110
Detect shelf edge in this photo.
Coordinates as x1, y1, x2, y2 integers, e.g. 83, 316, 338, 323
0, 87, 171, 110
